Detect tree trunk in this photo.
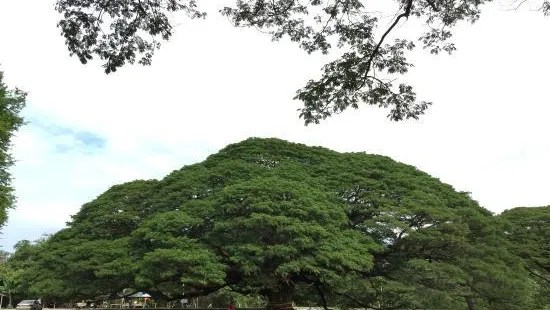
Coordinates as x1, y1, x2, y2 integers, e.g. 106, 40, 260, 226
266, 282, 294, 310
466, 297, 476, 310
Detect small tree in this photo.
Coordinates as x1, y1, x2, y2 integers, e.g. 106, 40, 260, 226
0, 70, 26, 228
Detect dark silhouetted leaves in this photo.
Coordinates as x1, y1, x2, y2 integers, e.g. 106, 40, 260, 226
54, 0, 520, 122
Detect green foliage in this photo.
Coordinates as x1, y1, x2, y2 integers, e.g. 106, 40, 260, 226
500, 206, 550, 309
0, 71, 26, 228
55, 0, 549, 123
4, 239, 48, 299
206, 287, 266, 307
8, 138, 538, 309
0, 250, 20, 305
500, 206, 550, 278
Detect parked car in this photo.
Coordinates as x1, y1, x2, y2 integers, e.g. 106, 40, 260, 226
16, 300, 36, 310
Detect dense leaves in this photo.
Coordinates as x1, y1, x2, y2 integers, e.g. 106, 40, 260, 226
500, 206, 550, 309
501, 206, 550, 279
55, 0, 548, 123
55, 0, 206, 74
0, 71, 26, 228
6, 138, 546, 309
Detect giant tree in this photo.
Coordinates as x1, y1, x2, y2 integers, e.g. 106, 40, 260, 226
0, 71, 26, 228
27, 138, 534, 309
55, 0, 549, 124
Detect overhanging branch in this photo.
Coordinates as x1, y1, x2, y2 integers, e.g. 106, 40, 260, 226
360, 0, 414, 88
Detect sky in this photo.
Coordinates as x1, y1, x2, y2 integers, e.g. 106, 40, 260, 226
0, 0, 549, 251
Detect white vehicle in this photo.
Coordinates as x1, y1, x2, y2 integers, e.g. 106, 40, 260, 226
16, 300, 36, 310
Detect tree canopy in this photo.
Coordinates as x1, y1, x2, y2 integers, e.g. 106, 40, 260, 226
0, 71, 26, 228
55, 0, 549, 124
500, 206, 550, 309
7, 138, 541, 310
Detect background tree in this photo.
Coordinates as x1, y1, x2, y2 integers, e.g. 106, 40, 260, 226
4, 238, 74, 306
14, 138, 537, 309
0, 250, 18, 307
0, 70, 26, 228
1, 240, 38, 304
55, 0, 549, 124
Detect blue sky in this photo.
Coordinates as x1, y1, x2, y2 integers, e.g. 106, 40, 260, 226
1, 0, 550, 251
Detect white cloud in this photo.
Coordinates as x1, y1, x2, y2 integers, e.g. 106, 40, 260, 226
1, 0, 549, 250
